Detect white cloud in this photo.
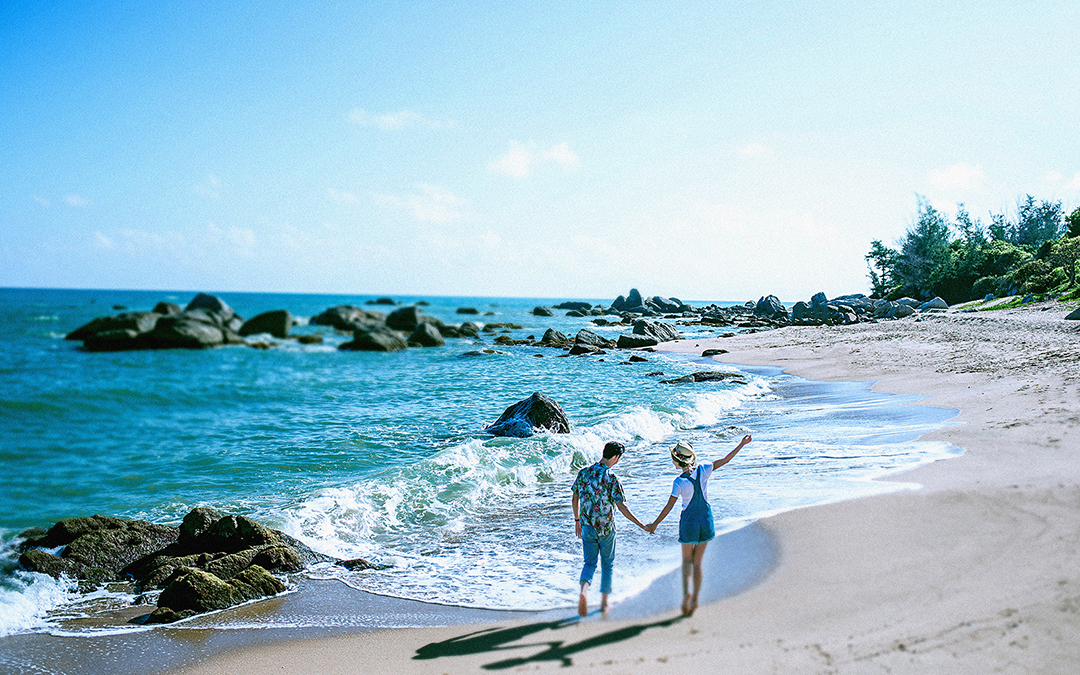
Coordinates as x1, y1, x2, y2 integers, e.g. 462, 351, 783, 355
194, 174, 222, 200
93, 231, 115, 249
1066, 172, 1080, 191
540, 142, 581, 170
64, 194, 90, 207
374, 183, 468, 224
349, 108, 451, 130
480, 229, 502, 249
929, 198, 958, 216
32, 195, 50, 208
489, 140, 534, 177
328, 188, 361, 204
736, 142, 771, 158
489, 140, 581, 178
927, 162, 985, 191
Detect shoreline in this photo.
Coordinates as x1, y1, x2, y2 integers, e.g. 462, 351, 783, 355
167, 302, 1080, 673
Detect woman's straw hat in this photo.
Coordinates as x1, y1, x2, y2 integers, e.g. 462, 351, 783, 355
670, 440, 696, 467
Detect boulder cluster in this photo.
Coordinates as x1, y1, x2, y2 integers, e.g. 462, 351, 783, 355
16, 508, 378, 624
322, 304, 485, 351
65, 288, 948, 355
66, 293, 296, 351
705, 291, 951, 329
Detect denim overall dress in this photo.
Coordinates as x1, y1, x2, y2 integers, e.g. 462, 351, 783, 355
678, 466, 716, 545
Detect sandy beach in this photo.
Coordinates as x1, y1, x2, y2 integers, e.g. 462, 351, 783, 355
169, 301, 1080, 674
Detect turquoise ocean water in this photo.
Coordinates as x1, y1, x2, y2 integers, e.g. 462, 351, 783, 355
0, 288, 959, 638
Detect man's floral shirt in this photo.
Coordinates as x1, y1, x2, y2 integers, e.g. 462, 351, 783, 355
572, 462, 625, 537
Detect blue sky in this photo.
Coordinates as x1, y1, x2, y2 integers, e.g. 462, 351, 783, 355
2, 1, 1078, 301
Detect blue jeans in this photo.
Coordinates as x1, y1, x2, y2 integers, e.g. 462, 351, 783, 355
579, 523, 616, 595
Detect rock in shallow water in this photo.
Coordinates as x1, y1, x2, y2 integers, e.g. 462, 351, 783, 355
484, 392, 571, 437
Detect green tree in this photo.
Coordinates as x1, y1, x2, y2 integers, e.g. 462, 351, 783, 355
1015, 195, 1063, 247
895, 197, 952, 297
1052, 236, 1080, 285
865, 239, 899, 298
988, 212, 1010, 242
988, 196, 1064, 249
954, 204, 985, 245
1066, 207, 1080, 238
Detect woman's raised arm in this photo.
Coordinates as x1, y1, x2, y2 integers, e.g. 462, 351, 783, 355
712, 434, 752, 470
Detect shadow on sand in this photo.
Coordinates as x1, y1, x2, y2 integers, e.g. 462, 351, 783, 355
414, 614, 683, 669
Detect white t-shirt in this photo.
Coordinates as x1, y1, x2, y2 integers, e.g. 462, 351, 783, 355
670, 464, 713, 511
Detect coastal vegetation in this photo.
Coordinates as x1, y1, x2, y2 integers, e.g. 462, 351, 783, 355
866, 196, 1080, 305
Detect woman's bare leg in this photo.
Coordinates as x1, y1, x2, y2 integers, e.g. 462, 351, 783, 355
680, 543, 694, 615
688, 542, 708, 614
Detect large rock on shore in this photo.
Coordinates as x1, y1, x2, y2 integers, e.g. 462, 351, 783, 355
484, 392, 571, 437
18, 507, 339, 623
156, 564, 285, 614
754, 295, 789, 320
17, 516, 179, 584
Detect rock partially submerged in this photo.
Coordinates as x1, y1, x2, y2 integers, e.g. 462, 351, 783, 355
632, 318, 681, 343
339, 324, 409, 352
408, 323, 445, 347
660, 371, 748, 385
610, 288, 692, 315
310, 305, 385, 331
484, 392, 571, 437
67, 294, 247, 351
240, 310, 294, 339
16, 507, 357, 623
564, 328, 616, 355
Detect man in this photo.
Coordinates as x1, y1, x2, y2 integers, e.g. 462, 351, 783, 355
571, 440, 648, 617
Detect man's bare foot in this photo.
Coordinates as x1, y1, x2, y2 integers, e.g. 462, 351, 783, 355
681, 594, 692, 616
600, 602, 609, 618
578, 584, 589, 617
687, 597, 699, 616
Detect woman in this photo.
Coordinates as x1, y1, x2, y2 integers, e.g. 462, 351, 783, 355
646, 434, 752, 616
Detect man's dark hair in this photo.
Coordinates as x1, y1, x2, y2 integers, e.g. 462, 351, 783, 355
602, 441, 625, 459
